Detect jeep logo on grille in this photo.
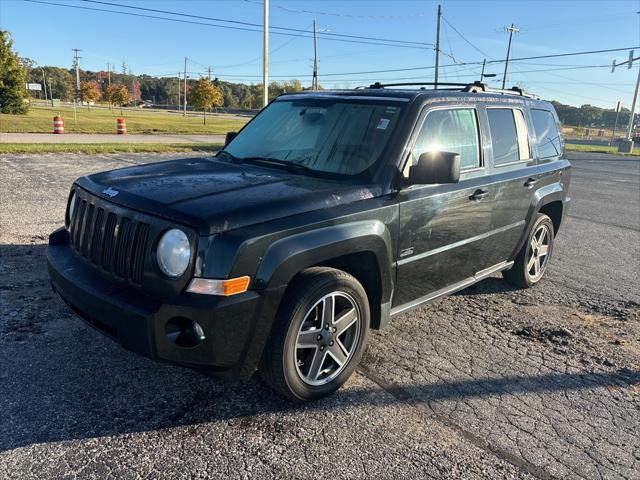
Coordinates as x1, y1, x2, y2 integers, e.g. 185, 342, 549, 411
102, 187, 119, 198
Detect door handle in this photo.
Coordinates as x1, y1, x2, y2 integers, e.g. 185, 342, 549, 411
469, 189, 489, 201
524, 177, 539, 188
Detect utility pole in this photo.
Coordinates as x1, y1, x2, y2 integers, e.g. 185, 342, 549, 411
434, 4, 441, 89
610, 101, 622, 146
183, 57, 188, 117
72, 49, 81, 123
263, 0, 269, 107
208, 66, 212, 81
479, 58, 497, 82
312, 19, 318, 90
40, 66, 50, 104
72, 48, 81, 100
131, 69, 136, 107
107, 62, 111, 86
625, 65, 640, 140
502, 24, 519, 89
611, 50, 639, 152
177, 72, 181, 109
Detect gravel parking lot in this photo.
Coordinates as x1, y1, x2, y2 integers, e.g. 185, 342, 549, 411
0, 151, 638, 479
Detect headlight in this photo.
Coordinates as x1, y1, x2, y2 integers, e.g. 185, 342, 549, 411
156, 229, 191, 277
67, 191, 77, 227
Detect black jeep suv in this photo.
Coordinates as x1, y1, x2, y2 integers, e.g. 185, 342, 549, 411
47, 82, 570, 401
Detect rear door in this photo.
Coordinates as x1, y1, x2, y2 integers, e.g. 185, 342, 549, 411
479, 105, 538, 265
394, 104, 495, 308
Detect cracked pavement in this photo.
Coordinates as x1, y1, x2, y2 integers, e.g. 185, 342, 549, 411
0, 151, 638, 479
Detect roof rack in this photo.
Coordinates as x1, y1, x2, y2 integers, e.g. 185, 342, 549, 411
366, 80, 539, 99
368, 81, 468, 89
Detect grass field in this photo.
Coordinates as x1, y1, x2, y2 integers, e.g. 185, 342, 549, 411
0, 143, 222, 155
2, 142, 637, 156
565, 143, 640, 156
0, 105, 248, 134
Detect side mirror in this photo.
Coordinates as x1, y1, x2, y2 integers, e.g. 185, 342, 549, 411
225, 131, 238, 146
408, 151, 460, 185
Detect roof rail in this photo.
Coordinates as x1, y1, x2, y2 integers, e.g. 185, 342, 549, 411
368, 81, 469, 89
462, 81, 540, 99
366, 80, 539, 99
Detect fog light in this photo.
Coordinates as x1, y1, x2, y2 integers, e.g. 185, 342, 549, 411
165, 317, 205, 348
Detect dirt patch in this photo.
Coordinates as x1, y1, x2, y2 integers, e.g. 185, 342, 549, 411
508, 303, 640, 370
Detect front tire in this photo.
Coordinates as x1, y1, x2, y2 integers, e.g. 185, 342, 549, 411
503, 213, 554, 288
260, 267, 370, 402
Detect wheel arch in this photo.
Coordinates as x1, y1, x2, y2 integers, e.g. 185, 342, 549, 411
538, 200, 563, 235
255, 220, 394, 330
509, 184, 567, 261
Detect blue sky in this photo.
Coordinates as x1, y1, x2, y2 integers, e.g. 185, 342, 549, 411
2, 0, 639, 108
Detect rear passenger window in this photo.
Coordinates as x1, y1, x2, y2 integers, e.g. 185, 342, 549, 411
531, 109, 562, 159
411, 108, 480, 171
487, 108, 529, 165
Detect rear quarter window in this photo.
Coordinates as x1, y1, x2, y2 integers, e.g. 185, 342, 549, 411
531, 109, 563, 159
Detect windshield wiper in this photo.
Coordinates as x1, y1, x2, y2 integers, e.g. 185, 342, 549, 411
238, 156, 314, 175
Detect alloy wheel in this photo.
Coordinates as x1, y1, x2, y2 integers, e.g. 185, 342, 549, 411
294, 292, 361, 386
526, 223, 551, 282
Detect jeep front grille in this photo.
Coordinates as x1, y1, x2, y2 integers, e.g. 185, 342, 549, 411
68, 194, 150, 284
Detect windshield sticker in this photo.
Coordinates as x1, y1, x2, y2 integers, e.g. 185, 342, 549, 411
376, 118, 391, 130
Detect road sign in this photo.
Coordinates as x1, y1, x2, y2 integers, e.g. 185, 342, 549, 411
629, 50, 634, 69
615, 101, 622, 112
26, 83, 42, 91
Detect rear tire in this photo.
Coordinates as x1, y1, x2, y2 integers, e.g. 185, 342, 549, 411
260, 267, 370, 402
503, 213, 555, 288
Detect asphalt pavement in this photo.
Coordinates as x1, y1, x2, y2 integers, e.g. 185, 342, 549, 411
0, 151, 638, 479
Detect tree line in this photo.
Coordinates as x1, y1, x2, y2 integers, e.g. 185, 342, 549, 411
2, 29, 638, 128
551, 101, 636, 129
23, 63, 309, 111
18, 61, 640, 129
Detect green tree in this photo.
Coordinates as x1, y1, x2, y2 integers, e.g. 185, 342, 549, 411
79, 80, 101, 110
0, 31, 28, 114
189, 77, 223, 124
106, 83, 131, 115
38, 67, 73, 101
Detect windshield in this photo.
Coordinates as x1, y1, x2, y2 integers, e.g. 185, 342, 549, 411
223, 98, 405, 176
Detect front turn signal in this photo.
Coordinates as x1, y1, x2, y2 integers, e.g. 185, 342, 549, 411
186, 276, 251, 296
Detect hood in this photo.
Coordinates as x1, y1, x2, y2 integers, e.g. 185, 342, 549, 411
77, 157, 379, 234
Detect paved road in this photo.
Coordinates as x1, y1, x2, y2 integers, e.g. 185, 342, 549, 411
0, 151, 638, 479
0, 132, 226, 144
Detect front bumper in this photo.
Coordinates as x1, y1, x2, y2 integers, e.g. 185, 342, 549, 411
47, 228, 281, 378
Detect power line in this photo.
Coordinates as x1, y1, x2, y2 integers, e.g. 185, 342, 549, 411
79, 0, 433, 47
190, 48, 639, 78
25, 0, 431, 50
487, 47, 637, 64
247, 0, 429, 21
442, 16, 494, 60
180, 62, 632, 81
25, 1, 638, 73
184, 64, 624, 82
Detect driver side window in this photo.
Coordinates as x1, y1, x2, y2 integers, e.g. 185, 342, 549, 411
409, 108, 481, 173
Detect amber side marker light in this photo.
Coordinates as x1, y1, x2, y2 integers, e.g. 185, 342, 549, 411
187, 276, 251, 296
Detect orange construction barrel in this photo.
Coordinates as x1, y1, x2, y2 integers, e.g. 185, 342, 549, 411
53, 114, 64, 134
117, 118, 127, 135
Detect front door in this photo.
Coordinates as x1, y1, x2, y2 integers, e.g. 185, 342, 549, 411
393, 106, 494, 308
